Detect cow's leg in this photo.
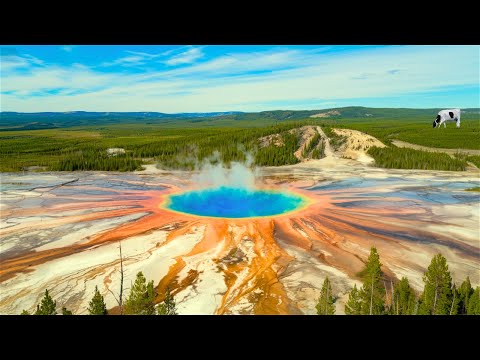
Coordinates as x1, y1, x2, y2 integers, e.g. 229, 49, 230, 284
456, 117, 461, 128
443, 121, 446, 128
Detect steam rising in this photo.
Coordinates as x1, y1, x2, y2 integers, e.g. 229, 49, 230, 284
167, 148, 306, 218
192, 151, 260, 190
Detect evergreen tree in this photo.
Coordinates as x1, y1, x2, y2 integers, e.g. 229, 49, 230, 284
391, 277, 416, 315
417, 293, 427, 315
359, 246, 385, 315
467, 287, 480, 315
124, 272, 156, 315
87, 286, 108, 315
345, 284, 362, 315
21, 310, 30, 315
457, 277, 473, 314
62, 307, 73, 315
316, 277, 335, 315
418, 254, 453, 315
157, 287, 178, 315
34, 289, 57, 315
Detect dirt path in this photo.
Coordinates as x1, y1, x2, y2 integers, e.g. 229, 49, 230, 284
392, 140, 480, 156
293, 126, 319, 161
316, 126, 335, 158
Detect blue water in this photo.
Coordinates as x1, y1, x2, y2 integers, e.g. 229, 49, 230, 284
166, 186, 306, 218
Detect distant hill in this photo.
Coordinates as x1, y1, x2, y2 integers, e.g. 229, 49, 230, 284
226, 107, 480, 121
0, 111, 244, 130
1, 107, 478, 130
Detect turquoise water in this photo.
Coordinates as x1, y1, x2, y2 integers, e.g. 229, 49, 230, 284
166, 186, 306, 218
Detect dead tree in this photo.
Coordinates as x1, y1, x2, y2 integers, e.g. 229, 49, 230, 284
107, 240, 125, 314
369, 272, 374, 315
449, 284, 457, 315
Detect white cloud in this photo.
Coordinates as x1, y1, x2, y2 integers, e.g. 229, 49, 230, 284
100, 46, 201, 68
1, 45, 478, 112
62, 46, 73, 52
124, 50, 158, 58
101, 55, 148, 67
22, 54, 44, 65
165, 47, 204, 66
1, 65, 115, 94
1, 55, 30, 71
1, 53, 44, 72
160, 48, 302, 77
101, 49, 167, 67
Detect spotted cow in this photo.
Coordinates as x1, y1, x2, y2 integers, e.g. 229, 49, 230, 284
433, 109, 461, 128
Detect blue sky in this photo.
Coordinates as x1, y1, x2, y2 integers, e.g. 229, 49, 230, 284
1, 45, 479, 112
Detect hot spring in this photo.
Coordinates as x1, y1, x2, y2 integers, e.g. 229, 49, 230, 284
165, 186, 308, 218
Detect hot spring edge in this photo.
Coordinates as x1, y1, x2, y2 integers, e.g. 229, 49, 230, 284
163, 186, 310, 218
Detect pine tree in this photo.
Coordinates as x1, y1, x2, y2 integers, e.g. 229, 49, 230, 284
21, 310, 30, 315
316, 277, 335, 315
418, 254, 453, 315
34, 289, 57, 315
467, 287, 480, 315
62, 307, 73, 315
417, 293, 427, 315
345, 284, 362, 315
391, 277, 416, 315
88, 286, 108, 315
359, 246, 385, 315
157, 287, 178, 315
124, 272, 157, 315
457, 277, 473, 314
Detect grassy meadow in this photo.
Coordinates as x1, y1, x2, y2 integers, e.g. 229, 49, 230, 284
338, 115, 480, 149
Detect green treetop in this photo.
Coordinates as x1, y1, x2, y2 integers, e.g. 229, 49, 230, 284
157, 287, 178, 315
391, 277, 416, 315
316, 277, 335, 315
88, 286, 108, 315
418, 254, 453, 315
457, 277, 473, 315
62, 307, 73, 315
359, 246, 385, 315
34, 289, 57, 315
124, 272, 157, 315
345, 284, 362, 315
467, 287, 480, 315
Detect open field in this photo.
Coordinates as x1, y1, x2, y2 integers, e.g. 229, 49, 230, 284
341, 115, 480, 149
391, 140, 480, 156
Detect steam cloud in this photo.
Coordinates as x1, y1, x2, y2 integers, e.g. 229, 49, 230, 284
192, 150, 260, 190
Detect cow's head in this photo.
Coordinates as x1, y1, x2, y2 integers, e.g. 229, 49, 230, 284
433, 115, 441, 128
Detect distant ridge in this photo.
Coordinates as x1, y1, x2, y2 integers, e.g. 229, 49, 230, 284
0, 110, 244, 119
1, 107, 478, 131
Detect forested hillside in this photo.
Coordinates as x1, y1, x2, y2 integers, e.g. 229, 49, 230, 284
0, 107, 478, 172
0, 121, 319, 171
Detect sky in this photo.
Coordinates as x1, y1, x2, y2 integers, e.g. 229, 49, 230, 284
1, 45, 479, 113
